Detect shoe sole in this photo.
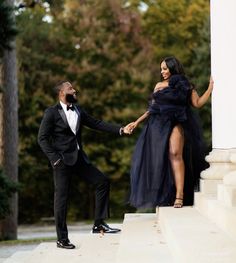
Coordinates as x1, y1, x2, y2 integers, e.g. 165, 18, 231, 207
92, 230, 121, 234
57, 244, 75, 249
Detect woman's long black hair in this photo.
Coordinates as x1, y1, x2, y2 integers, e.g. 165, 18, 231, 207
160, 56, 185, 80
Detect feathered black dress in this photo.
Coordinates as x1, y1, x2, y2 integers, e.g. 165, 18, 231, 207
129, 74, 206, 208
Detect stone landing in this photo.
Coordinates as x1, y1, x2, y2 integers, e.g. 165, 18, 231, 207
3, 208, 236, 263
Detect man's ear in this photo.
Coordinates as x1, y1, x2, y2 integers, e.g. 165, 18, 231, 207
59, 89, 64, 96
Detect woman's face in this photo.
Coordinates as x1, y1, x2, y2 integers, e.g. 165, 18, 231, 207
160, 61, 171, 80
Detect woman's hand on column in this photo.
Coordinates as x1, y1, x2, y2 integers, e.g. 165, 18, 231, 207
208, 76, 214, 92
191, 76, 214, 108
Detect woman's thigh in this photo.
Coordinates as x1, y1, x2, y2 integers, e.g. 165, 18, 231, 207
169, 125, 184, 157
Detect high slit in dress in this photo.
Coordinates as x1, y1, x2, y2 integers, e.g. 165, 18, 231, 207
129, 74, 207, 208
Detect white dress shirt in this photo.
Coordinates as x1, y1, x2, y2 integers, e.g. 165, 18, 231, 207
60, 101, 80, 149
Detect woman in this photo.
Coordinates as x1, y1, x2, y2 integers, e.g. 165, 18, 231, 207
128, 56, 213, 208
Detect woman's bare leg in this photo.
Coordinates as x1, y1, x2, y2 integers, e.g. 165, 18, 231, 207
169, 125, 185, 208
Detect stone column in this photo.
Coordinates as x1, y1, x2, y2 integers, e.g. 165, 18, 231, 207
200, 0, 236, 196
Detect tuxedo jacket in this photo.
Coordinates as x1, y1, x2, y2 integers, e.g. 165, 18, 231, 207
38, 103, 121, 167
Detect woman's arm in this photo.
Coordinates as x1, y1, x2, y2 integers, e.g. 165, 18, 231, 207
127, 82, 163, 132
134, 111, 150, 126
126, 111, 150, 132
191, 77, 214, 108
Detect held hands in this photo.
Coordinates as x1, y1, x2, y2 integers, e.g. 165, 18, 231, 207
123, 122, 138, 135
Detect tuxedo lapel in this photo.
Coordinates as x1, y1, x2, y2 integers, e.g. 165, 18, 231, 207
74, 105, 81, 133
57, 104, 69, 127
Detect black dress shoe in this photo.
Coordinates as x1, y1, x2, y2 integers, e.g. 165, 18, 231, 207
56, 240, 75, 249
92, 222, 121, 234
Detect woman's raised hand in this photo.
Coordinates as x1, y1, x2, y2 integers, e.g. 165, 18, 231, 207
209, 76, 214, 92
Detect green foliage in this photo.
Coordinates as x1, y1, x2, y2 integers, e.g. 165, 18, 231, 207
0, 0, 18, 56
0, 169, 19, 220
16, 0, 211, 223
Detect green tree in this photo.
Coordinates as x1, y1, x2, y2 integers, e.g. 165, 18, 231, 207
0, 169, 19, 220
0, 1, 17, 56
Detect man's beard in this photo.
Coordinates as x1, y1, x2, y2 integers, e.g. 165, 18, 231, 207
65, 94, 77, 103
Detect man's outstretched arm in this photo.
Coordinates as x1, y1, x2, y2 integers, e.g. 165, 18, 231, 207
81, 109, 131, 135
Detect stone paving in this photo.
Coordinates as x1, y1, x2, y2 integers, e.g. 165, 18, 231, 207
0, 222, 93, 262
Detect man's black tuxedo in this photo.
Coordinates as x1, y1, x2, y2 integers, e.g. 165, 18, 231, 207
38, 102, 122, 241
38, 103, 121, 166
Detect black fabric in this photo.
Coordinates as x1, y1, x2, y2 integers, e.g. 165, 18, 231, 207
38, 102, 121, 241
129, 74, 207, 208
54, 152, 110, 241
66, 105, 75, 111
38, 103, 121, 166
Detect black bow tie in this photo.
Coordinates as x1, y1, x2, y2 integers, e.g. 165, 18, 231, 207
67, 105, 75, 111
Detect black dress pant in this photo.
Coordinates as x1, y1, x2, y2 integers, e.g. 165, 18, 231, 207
53, 151, 110, 241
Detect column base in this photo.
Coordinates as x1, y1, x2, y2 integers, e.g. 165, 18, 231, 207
195, 148, 236, 239
201, 149, 236, 180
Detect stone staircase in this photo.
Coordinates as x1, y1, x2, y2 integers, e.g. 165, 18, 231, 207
195, 179, 236, 240
115, 213, 171, 263
159, 207, 236, 263
2, 216, 171, 263
3, 207, 236, 262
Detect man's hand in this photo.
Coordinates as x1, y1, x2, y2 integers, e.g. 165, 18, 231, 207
123, 124, 132, 135
122, 122, 138, 135
126, 122, 138, 133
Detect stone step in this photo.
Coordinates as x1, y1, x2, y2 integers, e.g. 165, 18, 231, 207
199, 179, 222, 195
116, 213, 172, 263
0, 244, 37, 263
2, 224, 121, 263
159, 206, 236, 263
217, 184, 236, 207
195, 191, 236, 239
2, 251, 31, 263
207, 200, 236, 239
217, 184, 225, 202
24, 224, 122, 263
194, 192, 216, 215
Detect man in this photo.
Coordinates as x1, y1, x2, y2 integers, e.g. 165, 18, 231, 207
38, 81, 130, 249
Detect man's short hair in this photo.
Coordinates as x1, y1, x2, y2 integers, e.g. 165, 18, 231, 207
54, 80, 69, 94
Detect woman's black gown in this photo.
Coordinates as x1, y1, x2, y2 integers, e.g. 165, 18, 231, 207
129, 74, 207, 208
